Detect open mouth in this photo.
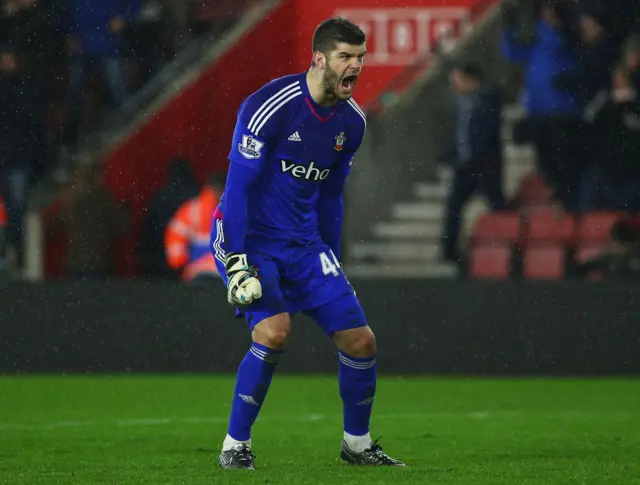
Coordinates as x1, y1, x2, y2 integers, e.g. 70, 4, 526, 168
341, 75, 358, 92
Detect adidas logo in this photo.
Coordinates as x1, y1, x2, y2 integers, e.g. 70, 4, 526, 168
239, 394, 259, 406
357, 396, 375, 406
288, 131, 302, 142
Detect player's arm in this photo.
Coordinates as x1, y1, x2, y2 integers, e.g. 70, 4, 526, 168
317, 156, 351, 262
223, 162, 264, 306
223, 162, 261, 254
222, 98, 276, 305
318, 118, 366, 261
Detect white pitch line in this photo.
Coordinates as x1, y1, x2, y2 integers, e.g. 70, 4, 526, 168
0, 414, 326, 431
0, 412, 483, 431
2, 410, 629, 432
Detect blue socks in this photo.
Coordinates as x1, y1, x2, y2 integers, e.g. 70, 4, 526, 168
224, 345, 376, 448
227, 343, 283, 442
338, 351, 377, 437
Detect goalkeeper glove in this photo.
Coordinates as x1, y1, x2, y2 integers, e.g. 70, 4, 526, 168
224, 252, 262, 306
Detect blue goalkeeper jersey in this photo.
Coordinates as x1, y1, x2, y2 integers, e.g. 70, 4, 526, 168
215, 71, 367, 258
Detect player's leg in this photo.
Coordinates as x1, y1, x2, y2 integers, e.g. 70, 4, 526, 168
210, 229, 290, 469
288, 246, 378, 452
333, 324, 377, 451
222, 311, 290, 455
306, 293, 405, 466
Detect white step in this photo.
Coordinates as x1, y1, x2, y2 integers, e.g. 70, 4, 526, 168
504, 144, 536, 160
372, 221, 441, 239
346, 262, 457, 279
502, 104, 526, 122
392, 202, 443, 221
392, 199, 487, 222
350, 241, 440, 261
413, 182, 448, 200
412, 158, 535, 204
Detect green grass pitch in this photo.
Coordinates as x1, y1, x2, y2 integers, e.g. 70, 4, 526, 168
1, 375, 639, 484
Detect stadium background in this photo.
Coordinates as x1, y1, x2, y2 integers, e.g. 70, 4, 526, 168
1, 0, 639, 483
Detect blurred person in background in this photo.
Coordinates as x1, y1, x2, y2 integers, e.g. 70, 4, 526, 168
0, 196, 7, 276
578, 35, 640, 212
441, 62, 504, 264
501, 0, 585, 211
187, 0, 248, 38
0, 46, 38, 271
574, 216, 640, 280
49, 162, 130, 280
160, 0, 189, 52
1, 0, 61, 270
139, 157, 198, 278
551, 6, 617, 108
574, 0, 640, 49
1, 0, 61, 181
125, 0, 178, 88
164, 171, 225, 283
64, 0, 141, 145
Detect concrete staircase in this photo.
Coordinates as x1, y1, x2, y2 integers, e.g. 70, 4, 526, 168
346, 106, 536, 278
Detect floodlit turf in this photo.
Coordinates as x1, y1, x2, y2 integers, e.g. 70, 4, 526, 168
0, 376, 639, 484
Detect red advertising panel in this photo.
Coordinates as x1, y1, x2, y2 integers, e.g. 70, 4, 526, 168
338, 7, 469, 66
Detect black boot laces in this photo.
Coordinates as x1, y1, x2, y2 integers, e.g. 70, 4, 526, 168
233, 446, 256, 466
364, 438, 397, 465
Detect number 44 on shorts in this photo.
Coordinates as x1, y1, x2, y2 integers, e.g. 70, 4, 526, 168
319, 250, 341, 277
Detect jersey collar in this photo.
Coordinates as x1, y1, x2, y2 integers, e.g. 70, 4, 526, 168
299, 71, 342, 122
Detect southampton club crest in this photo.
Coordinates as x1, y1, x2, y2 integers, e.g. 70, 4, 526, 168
334, 132, 346, 152
238, 134, 264, 160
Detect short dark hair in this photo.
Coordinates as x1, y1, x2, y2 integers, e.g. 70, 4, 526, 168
312, 17, 366, 54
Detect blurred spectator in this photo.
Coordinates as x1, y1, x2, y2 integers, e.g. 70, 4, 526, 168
139, 158, 198, 278
64, 0, 141, 144
552, 9, 617, 108
126, 0, 171, 88
1, 0, 68, 181
164, 171, 225, 283
49, 163, 130, 280
501, 0, 586, 211
574, 216, 640, 279
0, 46, 40, 270
187, 0, 248, 38
574, 0, 640, 48
441, 62, 504, 263
1, 0, 62, 79
0, 196, 7, 276
160, 0, 189, 51
578, 35, 640, 212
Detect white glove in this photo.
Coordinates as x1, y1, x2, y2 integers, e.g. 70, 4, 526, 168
225, 253, 262, 306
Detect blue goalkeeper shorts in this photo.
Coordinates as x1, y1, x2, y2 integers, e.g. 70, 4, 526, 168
210, 219, 367, 336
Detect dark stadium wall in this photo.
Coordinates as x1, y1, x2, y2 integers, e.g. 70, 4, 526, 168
2, 281, 639, 375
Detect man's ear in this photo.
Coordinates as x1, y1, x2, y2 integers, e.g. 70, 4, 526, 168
312, 51, 326, 70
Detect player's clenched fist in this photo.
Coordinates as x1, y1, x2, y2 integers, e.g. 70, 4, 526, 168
225, 253, 262, 306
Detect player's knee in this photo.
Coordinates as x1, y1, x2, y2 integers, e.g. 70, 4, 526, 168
335, 326, 377, 358
353, 328, 377, 357
265, 329, 290, 349
252, 313, 291, 349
